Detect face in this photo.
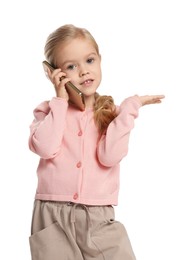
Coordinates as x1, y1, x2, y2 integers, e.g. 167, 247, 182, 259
56, 38, 102, 107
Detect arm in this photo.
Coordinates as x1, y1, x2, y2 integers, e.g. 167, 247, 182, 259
97, 95, 165, 167
28, 97, 68, 159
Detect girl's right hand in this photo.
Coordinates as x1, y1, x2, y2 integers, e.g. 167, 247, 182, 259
47, 67, 70, 100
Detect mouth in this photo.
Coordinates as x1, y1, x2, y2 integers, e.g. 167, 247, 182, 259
80, 79, 94, 87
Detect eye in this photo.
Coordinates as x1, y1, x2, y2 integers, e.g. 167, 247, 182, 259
87, 58, 94, 64
67, 64, 77, 70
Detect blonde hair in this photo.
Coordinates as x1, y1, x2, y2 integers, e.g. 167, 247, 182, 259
44, 24, 117, 135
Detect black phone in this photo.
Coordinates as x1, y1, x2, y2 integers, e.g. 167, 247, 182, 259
42, 60, 85, 111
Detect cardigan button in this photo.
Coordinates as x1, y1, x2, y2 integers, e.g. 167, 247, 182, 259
73, 193, 78, 200
76, 162, 82, 168
78, 130, 83, 136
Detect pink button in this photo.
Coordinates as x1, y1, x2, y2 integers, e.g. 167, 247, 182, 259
73, 193, 78, 200
78, 131, 82, 136
76, 162, 82, 168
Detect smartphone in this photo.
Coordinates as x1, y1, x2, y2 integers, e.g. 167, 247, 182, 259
42, 60, 85, 111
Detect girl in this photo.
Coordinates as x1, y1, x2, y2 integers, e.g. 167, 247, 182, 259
29, 24, 164, 260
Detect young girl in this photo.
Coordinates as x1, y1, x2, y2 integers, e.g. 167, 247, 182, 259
29, 24, 164, 260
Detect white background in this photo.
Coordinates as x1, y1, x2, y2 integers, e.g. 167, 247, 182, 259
0, 0, 184, 259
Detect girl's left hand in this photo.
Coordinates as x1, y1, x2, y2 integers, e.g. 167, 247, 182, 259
137, 95, 165, 106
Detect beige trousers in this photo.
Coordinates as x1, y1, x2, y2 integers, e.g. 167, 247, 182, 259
29, 200, 136, 260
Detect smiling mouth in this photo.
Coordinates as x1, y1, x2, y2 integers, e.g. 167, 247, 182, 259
80, 79, 94, 86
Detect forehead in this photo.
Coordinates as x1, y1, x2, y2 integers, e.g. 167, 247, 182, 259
57, 38, 97, 62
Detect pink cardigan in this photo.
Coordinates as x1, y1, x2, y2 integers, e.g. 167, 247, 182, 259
29, 96, 141, 205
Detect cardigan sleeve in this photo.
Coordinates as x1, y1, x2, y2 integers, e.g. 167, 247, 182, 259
97, 96, 141, 167
28, 97, 68, 159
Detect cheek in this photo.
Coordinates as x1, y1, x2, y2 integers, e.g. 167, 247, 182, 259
96, 66, 102, 78
65, 71, 78, 80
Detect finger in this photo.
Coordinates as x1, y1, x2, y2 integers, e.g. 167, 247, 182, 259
59, 77, 71, 87
149, 95, 165, 104
53, 71, 67, 85
151, 95, 165, 100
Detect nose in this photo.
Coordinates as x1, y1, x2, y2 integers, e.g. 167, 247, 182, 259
79, 65, 89, 77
